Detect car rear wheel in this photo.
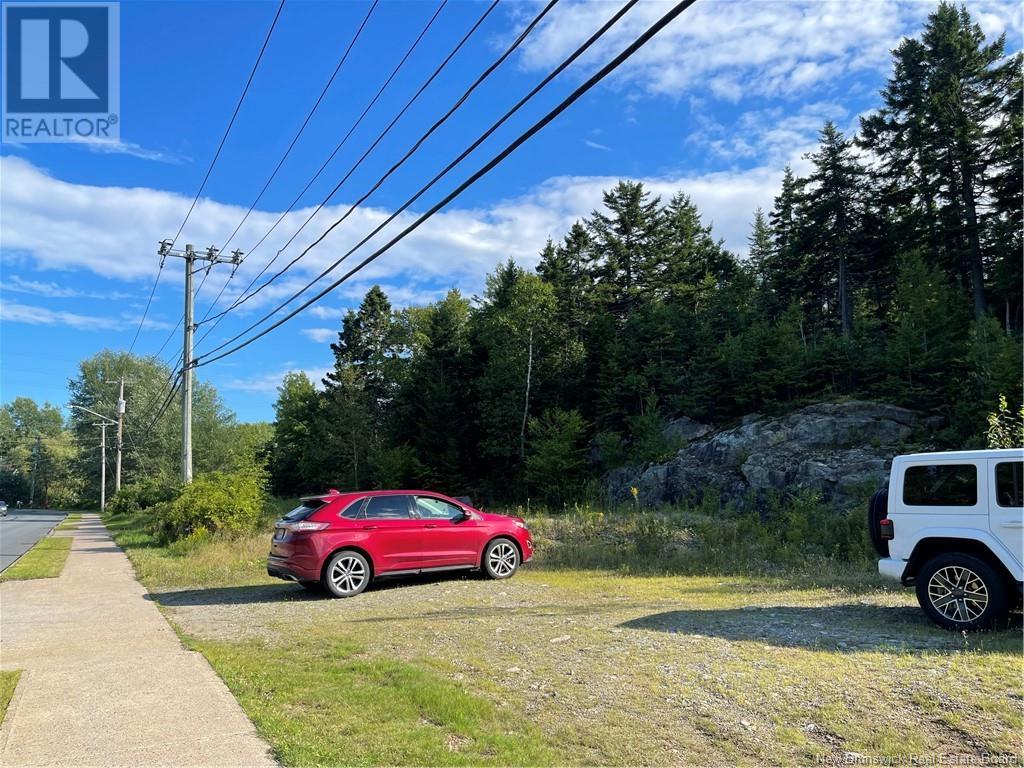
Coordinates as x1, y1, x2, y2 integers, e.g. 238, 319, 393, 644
323, 551, 371, 598
915, 552, 1009, 631
482, 538, 519, 580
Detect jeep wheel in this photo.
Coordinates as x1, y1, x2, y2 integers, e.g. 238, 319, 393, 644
915, 553, 1009, 631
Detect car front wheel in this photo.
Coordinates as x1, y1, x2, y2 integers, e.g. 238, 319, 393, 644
323, 550, 371, 598
915, 552, 1009, 631
482, 538, 519, 580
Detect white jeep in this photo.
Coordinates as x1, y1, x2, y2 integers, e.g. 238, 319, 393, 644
870, 449, 1023, 630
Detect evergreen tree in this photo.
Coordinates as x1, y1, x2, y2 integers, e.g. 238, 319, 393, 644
747, 208, 772, 278
796, 122, 865, 336
587, 181, 665, 312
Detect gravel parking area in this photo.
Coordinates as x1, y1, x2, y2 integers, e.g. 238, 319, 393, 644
152, 569, 1023, 765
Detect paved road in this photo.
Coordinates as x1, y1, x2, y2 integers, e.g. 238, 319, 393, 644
0, 509, 66, 572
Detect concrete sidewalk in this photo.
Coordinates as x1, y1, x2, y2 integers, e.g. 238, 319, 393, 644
0, 515, 277, 767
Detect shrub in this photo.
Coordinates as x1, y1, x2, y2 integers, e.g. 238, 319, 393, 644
108, 476, 178, 516
160, 468, 266, 541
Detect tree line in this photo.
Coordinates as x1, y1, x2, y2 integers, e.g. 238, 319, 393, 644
269, 4, 1021, 505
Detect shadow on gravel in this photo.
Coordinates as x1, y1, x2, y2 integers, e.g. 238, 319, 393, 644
149, 571, 482, 607
620, 605, 1023, 652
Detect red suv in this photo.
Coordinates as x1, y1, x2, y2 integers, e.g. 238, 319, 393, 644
267, 490, 534, 597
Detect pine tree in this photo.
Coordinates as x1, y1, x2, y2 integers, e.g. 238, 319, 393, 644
797, 122, 865, 336
747, 208, 772, 277
761, 166, 805, 311
587, 181, 664, 312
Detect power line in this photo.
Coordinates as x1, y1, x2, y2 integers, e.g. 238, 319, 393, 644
198, 0, 637, 359
169, 0, 286, 250
195, 0, 696, 368
192, 0, 454, 336
216, 0, 381, 258
196, 0, 554, 341
125, 0, 285, 365
122, 424, 150, 477
125, 254, 166, 358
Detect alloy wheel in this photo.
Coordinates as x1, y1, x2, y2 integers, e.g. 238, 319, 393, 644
329, 554, 368, 595
488, 542, 517, 577
927, 565, 989, 623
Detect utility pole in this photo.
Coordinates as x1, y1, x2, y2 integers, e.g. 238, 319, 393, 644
70, 405, 117, 512
99, 422, 108, 512
157, 241, 242, 484
115, 376, 126, 494
29, 435, 40, 507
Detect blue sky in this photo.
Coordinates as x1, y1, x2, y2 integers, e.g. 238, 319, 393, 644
1, 0, 1020, 423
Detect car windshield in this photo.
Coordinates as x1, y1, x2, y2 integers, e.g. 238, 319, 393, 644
281, 499, 326, 522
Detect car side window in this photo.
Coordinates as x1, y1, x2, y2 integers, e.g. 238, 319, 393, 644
414, 496, 463, 520
903, 464, 977, 506
995, 461, 1023, 508
340, 498, 365, 519
363, 496, 412, 519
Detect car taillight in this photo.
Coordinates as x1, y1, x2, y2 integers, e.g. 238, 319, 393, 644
289, 521, 329, 533
879, 518, 894, 540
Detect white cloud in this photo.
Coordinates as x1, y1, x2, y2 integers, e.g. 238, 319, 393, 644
691, 101, 849, 166
512, 0, 1022, 101
301, 328, 335, 343
1, 274, 132, 300
67, 137, 189, 164
223, 363, 331, 394
0, 153, 785, 331
584, 139, 612, 151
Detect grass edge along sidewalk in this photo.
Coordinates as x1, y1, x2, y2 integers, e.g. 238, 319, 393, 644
0, 671, 21, 727
0, 532, 73, 582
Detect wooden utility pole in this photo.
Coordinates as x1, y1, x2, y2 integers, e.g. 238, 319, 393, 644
157, 241, 242, 484
115, 376, 125, 494
29, 435, 40, 507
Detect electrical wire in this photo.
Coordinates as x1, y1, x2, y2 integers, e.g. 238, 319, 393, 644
125, 0, 285, 366
196, 0, 555, 341
192, 0, 455, 337
198, 0, 638, 359
216, 0, 380, 258
169, 0, 287, 250
195, 0, 697, 367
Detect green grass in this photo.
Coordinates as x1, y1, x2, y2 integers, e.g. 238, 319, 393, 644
0, 670, 20, 726
186, 636, 560, 766
0, 536, 72, 581
55, 513, 82, 531
106, 504, 1024, 766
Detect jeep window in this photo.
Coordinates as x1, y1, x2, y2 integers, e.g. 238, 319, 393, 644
903, 464, 977, 506
995, 461, 1023, 508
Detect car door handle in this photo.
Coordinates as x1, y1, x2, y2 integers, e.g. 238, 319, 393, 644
425, 524, 438, 529
1000, 521, 1024, 528
361, 525, 378, 530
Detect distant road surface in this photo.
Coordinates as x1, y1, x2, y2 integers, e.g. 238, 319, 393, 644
0, 509, 67, 572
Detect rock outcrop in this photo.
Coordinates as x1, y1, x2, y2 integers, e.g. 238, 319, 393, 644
606, 401, 941, 510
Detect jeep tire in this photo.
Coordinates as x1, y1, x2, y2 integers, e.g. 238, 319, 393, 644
915, 552, 1009, 631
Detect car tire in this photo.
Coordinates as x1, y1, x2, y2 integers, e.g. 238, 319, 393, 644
915, 552, 1010, 631
322, 550, 371, 598
482, 538, 519, 580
